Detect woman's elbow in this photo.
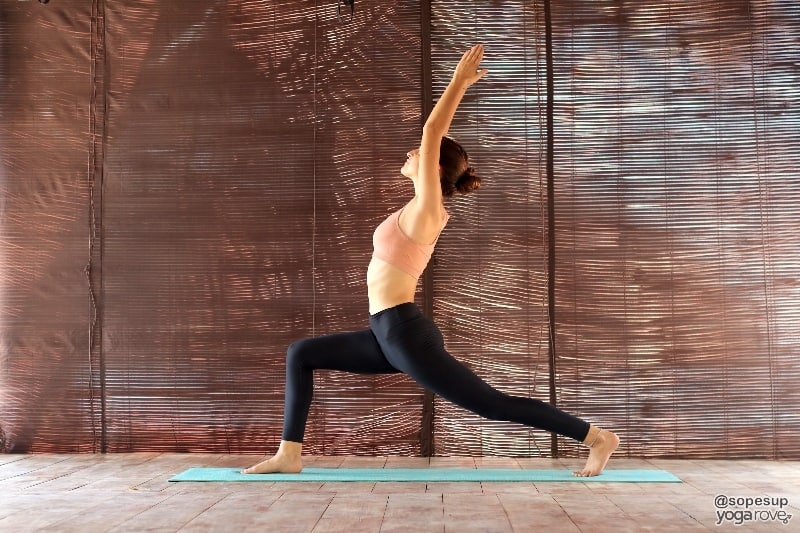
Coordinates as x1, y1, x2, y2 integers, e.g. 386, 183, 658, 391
422, 123, 446, 139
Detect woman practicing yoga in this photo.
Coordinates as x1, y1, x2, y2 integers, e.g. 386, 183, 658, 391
244, 44, 619, 477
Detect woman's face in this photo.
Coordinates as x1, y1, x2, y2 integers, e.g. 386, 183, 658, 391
401, 149, 420, 178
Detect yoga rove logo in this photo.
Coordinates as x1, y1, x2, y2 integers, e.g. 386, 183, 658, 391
714, 494, 793, 526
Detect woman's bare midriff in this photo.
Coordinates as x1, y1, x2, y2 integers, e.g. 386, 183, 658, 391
367, 256, 419, 314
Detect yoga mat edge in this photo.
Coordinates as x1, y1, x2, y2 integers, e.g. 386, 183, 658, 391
169, 467, 682, 483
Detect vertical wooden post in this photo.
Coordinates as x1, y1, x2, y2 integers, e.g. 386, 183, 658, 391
419, 0, 435, 458
88, 0, 107, 453
544, 0, 559, 458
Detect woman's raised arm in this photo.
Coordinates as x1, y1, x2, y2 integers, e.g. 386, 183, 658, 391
415, 45, 488, 208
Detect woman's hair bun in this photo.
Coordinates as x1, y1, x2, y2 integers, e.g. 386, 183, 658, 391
455, 166, 481, 194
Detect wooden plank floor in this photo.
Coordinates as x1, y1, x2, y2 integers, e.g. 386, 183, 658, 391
1, 454, 798, 532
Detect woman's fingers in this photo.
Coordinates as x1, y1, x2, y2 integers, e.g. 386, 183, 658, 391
463, 44, 484, 65
454, 44, 487, 86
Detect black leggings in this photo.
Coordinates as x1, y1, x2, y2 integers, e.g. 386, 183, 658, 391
282, 302, 590, 443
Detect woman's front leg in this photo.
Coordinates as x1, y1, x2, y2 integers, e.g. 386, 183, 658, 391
243, 328, 396, 475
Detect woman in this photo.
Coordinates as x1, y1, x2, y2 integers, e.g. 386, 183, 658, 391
244, 44, 619, 477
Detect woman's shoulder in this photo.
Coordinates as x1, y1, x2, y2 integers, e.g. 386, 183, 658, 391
397, 198, 448, 244
402, 197, 447, 221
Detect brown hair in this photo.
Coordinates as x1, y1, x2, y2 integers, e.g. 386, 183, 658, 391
439, 137, 481, 197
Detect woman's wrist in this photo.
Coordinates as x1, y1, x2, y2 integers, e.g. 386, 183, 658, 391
449, 77, 471, 91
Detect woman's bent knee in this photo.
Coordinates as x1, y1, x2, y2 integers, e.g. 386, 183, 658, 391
286, 339, 314, 368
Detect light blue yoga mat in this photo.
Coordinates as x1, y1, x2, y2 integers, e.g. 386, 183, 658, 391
169, 467, 681, 483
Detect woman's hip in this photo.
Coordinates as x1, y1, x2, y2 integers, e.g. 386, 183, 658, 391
369, 303, 445, 364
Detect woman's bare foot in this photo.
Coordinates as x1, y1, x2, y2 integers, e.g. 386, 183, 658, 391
241, 440, 303, 474
573, 427, 619, 477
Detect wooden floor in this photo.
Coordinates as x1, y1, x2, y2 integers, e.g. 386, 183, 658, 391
1, 454, 798, 532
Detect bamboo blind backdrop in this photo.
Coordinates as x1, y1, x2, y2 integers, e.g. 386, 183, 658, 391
549, 0, 800, 459
0, 0, 798, 459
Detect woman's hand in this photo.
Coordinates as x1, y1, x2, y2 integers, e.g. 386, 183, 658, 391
452, 44, 489, 89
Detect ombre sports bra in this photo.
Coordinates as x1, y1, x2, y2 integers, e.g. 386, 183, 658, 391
372, 208, 450, 279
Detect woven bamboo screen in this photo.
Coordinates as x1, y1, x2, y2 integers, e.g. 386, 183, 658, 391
429, 2, 553, 456
1, 0, 798, 459
548, 0, 800, 459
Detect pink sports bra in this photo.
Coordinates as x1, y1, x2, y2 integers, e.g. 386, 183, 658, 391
372, 208, 450, 279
